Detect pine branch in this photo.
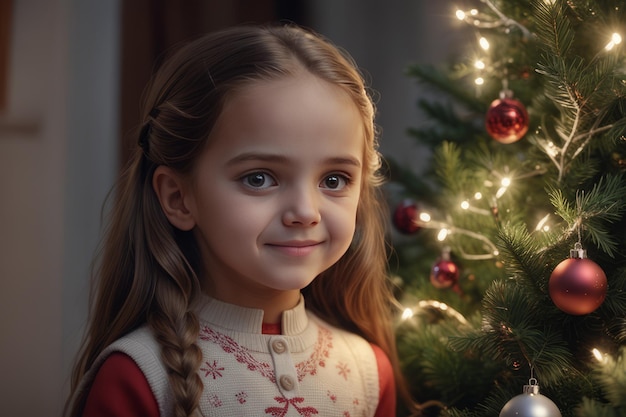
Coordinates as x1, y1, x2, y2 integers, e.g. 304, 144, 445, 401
406, 65, 486, 113
407, 100, 484, 148
496, 223, 551, 294
548, 174, 626, 257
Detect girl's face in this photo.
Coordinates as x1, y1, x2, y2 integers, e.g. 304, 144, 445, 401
184, 71, 364, 318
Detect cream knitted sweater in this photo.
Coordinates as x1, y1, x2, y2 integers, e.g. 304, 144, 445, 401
79, 296, 380, 417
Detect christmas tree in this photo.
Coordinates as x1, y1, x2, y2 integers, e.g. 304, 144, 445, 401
389, 1, 626, 416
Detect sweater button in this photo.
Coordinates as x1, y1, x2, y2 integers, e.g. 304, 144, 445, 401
271, 339, 288, 354
279, 375, 296, 391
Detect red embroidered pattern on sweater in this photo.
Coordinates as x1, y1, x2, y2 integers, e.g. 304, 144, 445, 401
265, 396, 319, 417
197, 325, 347, 416
199, 326, 275, 380
336, 361, 351, 380
198, 325, 332, 383
200, 359, 224, 379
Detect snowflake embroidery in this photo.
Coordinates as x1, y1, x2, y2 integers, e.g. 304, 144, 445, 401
208, 394, 222, 407
327, 390, 337, 403
200, 360, 224, 379
265, 396, 319, 417
236, 392, 248, 404
336, 362, 350, 380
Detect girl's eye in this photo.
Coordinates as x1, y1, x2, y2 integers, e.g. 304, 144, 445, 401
321, 174, 349, 190
241, 172, 276, 189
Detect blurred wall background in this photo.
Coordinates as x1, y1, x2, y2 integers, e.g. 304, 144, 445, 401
0, 1, 460, 415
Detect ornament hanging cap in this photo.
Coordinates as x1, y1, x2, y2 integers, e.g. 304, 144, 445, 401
522, 378, 540, 395
570, 242, 586, 259
500, 78, 513, 99
499, 88, 514, 99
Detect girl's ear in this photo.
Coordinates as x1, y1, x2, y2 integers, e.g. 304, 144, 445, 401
152, 166, 196, 231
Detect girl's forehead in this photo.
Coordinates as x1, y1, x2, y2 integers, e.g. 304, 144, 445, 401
204, 72, 365, 162
221, 72, 357, 124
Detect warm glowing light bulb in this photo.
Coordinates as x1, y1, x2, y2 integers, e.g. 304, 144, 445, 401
474, 60, 485, 69
469, 9, 478, 16
501, 177, 511, 187
456, 9, 466, 20
419, 212, 431, 222
475, 77, 485, 85
401, 308, 414, 320
474, 192, 483, 200
605, 32, 622, 50
592, 348, 604, 361
546, 141, 559, 157
479, 37, 490, 50
535, 214, 550, 232
461, 200, 470, 210
437, 228, 449, 241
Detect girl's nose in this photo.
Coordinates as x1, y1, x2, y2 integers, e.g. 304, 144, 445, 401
282, 186, 321, 226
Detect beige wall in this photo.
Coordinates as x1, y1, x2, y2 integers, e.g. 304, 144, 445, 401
0, 0, 119, 415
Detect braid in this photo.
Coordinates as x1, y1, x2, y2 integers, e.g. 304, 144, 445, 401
143, 167, 204, 416
148, 280, 203, 417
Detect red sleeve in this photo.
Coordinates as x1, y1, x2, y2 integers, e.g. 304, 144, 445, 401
371, 343, 397, 417
83, 352, 159, 417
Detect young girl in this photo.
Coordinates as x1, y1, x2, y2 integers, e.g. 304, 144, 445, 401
66, 24, 406, 417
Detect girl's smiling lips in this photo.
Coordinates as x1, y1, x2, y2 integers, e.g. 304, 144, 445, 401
266, 240, 323, 256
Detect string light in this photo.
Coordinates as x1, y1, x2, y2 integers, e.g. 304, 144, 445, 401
474, 60, 486, 69
437, 228, 449, 241
455, 1, 531, 37
461, 200, 492, 215
605, 32, 622, 50
475, 77, 485, 85
592, 348, 603, 361
535, 214, 551, 232
454, 9, 478, 24
399, 300, 469, 325
479, 37, 490, 50
419, 212, 431, 222
495, 177, 511, 199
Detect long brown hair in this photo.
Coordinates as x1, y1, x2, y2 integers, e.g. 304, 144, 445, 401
67, 24, 407, 417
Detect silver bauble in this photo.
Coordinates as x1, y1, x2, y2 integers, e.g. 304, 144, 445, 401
499, 384, 562, 417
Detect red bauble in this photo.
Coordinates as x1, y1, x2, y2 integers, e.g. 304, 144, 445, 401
549, 258, 607, 315
430, 259, 460, 289
485, 97, 529, 144
393, 199, 420, 234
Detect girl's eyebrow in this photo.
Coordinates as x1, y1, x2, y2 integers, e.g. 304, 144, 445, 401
226, 152, 362, 168
226, 152, 289, 165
